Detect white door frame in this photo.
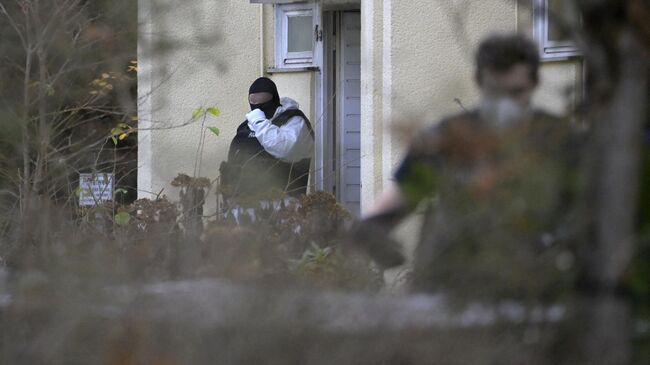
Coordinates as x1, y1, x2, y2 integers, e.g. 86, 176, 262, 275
313, 6, 339, 194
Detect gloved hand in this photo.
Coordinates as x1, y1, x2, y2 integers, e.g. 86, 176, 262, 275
246, 108, 267, 126
345, 219, 406, 268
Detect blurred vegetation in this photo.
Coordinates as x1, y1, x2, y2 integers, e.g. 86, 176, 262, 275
0, 0, 138, 223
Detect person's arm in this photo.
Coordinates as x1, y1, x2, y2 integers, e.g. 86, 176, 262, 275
347, 166, 425, 268
347, 182, 412, 268
246, 109, 313, 162
348, 127, 439, 268
362, 181, 414, 230
363, 142, 431, 225
364, 181, 409, 217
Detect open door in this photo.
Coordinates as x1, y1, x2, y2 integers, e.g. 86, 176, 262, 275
318, 10, 361, 216
336, 11, 361, 216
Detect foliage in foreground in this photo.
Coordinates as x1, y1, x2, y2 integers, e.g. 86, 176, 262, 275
2, 178, 381, 292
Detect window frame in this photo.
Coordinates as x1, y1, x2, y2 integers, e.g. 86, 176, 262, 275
275, 2, 318, 68
533, 0, 580, 61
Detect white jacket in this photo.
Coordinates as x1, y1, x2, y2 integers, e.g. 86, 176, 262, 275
247, 97, 314, 163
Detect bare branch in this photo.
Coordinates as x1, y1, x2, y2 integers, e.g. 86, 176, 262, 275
0, 2, 28, 51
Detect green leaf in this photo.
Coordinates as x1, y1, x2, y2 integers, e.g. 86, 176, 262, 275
208, 126, 220, 136
115, 188, 128, 195
114, 212, 131, 226
111, 136, 118, 145
206, 107, 221, 117
192, 108, 205, 119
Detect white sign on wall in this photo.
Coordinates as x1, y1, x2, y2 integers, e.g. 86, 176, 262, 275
79, 173, 114, 206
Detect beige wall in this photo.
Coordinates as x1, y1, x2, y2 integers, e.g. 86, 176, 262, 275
139, 0, 261, 210
139, 1, 314, 214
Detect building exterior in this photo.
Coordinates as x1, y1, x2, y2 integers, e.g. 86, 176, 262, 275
138, 0, 582, 217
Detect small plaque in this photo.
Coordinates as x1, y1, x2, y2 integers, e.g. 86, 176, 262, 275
79, 173, 114, 206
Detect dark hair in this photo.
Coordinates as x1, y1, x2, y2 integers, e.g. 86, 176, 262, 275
475, 34, 540, 85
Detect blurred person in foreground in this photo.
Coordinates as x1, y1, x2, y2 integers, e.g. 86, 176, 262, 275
351, 34, 587, 299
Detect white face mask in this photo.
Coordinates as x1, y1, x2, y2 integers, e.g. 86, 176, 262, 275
479, 97, 531, 128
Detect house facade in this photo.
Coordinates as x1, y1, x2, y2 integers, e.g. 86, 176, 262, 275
138, 0, 582, 216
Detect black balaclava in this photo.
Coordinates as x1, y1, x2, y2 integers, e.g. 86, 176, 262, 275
249, 77, 281, 119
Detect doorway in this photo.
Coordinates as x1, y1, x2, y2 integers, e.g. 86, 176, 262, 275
322, 10, 361, 217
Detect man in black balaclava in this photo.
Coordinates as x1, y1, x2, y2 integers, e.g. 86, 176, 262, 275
220, 77, 314, 208
248, 77, 282, 120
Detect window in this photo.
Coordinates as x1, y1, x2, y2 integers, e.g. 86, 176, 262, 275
533, 0, 580, 61
275, 2, 320, 68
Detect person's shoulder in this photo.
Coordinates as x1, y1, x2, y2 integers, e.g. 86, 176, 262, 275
278, 98, 308, 120
236, 120, 250, 132
529, 109, 590, 155
531, 109, 566, 123
404, 110, 476, 157
279, 97, 300, 111
440, 109, 481, 125
272, 98, 308, 126
419, 110, 479, 137
530, 109, 585, 135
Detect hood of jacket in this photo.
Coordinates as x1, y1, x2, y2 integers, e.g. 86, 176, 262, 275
271, 97, 300, 119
